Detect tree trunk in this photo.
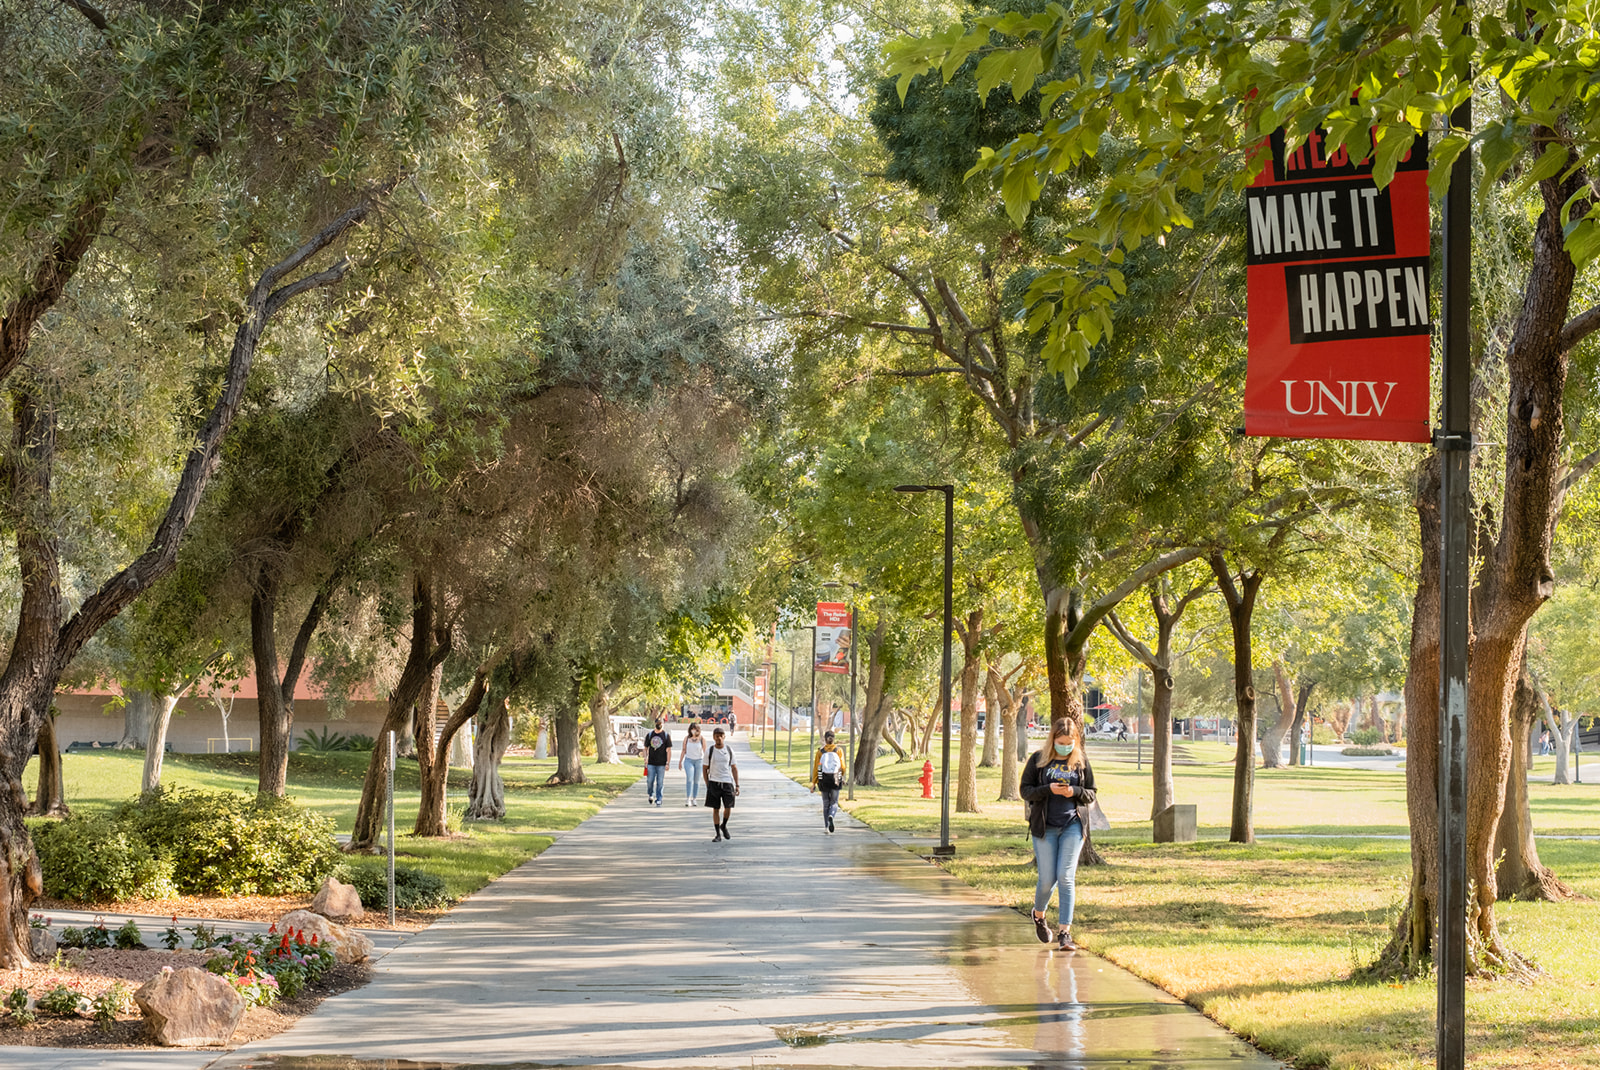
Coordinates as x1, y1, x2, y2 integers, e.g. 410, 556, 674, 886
1288, 685, 1308, 766
29, 710, 66, 816
1210, 551, 1263, 845
416, 671, 488, 836
853, 615, 890, 786
534, 716, 548, 759
1495, 664, 1573, 902
115, 691, 152, 750
1150, 670, 1175, 818
1261, 661, 1298, 769
141, 694, 181, 793
1541, 697, 1574, 784
881, 711, 908, 762
918, 703, 940, 756
955, 609, 982, 813
1013, 696, 1030, 762
549, 676, 585, 785
589, 681, 620, 765
996, 681, 1020, 801
350, 574, 451, 850
980, 661, 1000, 768
468, 696, 511, 819
1378, 164, 1585, 979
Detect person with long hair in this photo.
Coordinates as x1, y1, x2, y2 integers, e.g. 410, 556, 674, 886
679, 722, 706, 806
1020, 718, 1097, 951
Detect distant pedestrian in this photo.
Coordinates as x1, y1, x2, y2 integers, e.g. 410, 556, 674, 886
643, 718, 672, 806
679, 722, 706, 806
705, 726, 740, 841
1539, 729, 1551, 756
810, 730, 845, 833
1020, 717, 1096, 952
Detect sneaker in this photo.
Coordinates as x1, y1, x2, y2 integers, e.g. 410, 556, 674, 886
713, 830, 722, 842
1033, 913, 1052, 944
1057, 930, 1078, 951
720, 823, 732, 840
826, 815, 834, 833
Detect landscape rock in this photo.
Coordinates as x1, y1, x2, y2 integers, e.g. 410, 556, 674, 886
27, 926, 56, 960
134, 967, 245, 1047
310, 874, 365, 919
277, 909, 374, 964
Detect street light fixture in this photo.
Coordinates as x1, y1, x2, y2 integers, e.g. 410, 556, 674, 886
895, 483, 956, 858
820, 580, 861, 800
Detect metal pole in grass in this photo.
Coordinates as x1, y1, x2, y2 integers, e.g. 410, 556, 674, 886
387, 729, 397, 928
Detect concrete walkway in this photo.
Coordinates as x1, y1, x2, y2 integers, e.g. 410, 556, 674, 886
197, 738, 1281, 1069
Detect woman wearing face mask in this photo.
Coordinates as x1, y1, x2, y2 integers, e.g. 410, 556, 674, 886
1019, 718, 1096, 951
679, 723, 706, 806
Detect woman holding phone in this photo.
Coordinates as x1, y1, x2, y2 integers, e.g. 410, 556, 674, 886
1019, 718, 1096, 951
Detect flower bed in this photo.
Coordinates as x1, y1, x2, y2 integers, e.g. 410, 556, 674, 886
0, 918, 369, 1049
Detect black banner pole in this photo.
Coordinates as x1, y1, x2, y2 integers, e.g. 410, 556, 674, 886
1436, 87, 1472, 1070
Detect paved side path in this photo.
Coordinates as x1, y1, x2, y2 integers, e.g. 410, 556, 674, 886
206, 739, 1280, 1069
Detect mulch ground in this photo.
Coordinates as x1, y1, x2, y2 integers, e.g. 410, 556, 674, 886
0, 946, 372, 1049
35, 893, 437, 930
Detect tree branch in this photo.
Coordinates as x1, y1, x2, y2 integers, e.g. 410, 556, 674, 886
1102, 610, 1156, 668
1559, 444, 1600, 493
58, 0, 108, 31
1063, 546, 1208, 653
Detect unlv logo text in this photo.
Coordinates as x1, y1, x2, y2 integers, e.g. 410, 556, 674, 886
1281, 380, 1399, 418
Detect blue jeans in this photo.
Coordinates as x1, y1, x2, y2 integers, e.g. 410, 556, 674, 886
1033, 820, 1085, 927
645, 765, 666, 803
683, 758, 703, 801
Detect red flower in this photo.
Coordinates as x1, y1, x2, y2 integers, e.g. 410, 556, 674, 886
268, 923, 277, 935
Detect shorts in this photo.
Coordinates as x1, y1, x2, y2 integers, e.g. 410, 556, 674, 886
705, 780, 737, 808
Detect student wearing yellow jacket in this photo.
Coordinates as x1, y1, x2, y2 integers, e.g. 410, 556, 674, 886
809, 731, 846, 834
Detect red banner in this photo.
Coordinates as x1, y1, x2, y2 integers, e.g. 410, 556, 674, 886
1245, 127, 1432, 442
815, 602, 852, 675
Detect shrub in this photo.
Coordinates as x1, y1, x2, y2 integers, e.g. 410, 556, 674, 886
31, 818, 176, 903
57, 927, 83, 949
4, 987, 33, 1025
1348, 727, 1386, 746
34, 983, 85, 1017
1342, 745, 1396, 757
118, 787, 339, 896
114, 920, 143, 950
90, 982, 133, 1028
299, 727, 351, 753
335, 862, 451, 910
345, 734, 376, 751
81, 921, 111, 949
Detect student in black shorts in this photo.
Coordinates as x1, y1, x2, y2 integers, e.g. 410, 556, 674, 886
704, 726, 740, 841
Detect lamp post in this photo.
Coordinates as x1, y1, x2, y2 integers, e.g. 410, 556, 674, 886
895, 483, 956, 857
763, 660, 777, 760
787, 641, 798, 769
821, 581, 861, 800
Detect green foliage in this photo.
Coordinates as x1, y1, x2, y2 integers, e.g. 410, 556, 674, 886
3, 986, 32, 1026
335, 861, 451, 911
185, 922, 222, 951
300, 728, 355, 753
113, 919, 143, 950
207, 929, 336, 1002
56, 927, 83, 949
89, 982, 133, 1029
1348, 727, 1385, 746
34, 983, 84, 1017
116, 787, 339, 896
31, 817, 176, 903
81, 921, 112, 949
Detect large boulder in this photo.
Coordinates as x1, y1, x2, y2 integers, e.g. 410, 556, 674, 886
310, 875, 365, 920
135, 967, 245, 1048
277, 909, 374, 964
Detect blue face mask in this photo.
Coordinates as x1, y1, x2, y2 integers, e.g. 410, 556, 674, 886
1054, 741, 1074, 757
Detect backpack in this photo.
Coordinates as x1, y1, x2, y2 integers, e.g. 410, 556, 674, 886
818, 748, 842, 777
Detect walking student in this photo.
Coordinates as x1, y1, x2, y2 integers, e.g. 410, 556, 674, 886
705, 726, 740, 841
643, 718, 672, 806
810, 730, 845, 833
679, 722, 706, 806
1020, 717, 1096, 951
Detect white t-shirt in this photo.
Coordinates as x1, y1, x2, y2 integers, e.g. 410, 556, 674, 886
683, 737, 705, 760
707, 744, 735, 782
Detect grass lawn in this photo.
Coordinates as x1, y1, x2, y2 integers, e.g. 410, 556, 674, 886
768, 741, 1600, 1070
23, 749, 642, 906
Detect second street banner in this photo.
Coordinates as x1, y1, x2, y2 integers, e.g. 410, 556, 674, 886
815, 602, 852, 675
1245, 126, 1432, 442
